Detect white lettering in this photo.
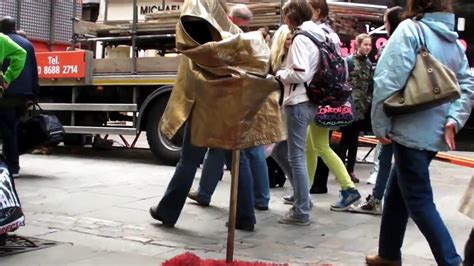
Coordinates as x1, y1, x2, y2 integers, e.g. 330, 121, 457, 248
48, 56, 59, 65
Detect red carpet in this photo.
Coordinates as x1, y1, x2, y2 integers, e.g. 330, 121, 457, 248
162, 252, 288, 266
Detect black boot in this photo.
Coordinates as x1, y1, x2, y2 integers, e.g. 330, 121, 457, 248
464, 228, 474, 266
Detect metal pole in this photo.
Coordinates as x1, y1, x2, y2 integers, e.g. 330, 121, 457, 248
49, 0, 56, 51
101, 0, 110, 59
71, 87, 77, 126
226, 150, 240, 263
132, 87, 138, 127
16, 0, 21, 30
131, 0, 138, 74
280, 0, 284, 25
71, 0, 78, 51
104, 0, 109, 23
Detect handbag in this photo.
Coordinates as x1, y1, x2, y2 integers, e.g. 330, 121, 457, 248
459, 175, 474, 220
17, 103, 65, 155
314, 100, 354, 128
383, 20, 461, 116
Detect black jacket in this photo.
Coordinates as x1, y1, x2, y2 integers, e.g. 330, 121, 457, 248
2, 33, 39, 98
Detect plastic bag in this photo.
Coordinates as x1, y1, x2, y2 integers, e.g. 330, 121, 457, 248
0, 159, 25, 235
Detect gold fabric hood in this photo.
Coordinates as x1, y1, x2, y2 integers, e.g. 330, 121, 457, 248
160, 0, 285, 149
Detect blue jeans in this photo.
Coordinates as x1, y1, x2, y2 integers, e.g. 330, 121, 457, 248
372, 144, 393, 200
246, 146, 270, 208
378, 142, 461, 265
284, 101, 316, 221
270, 141, 291, 183
0, 108, 20, 174
197, 146, 270, 208
196, 148, 229, 203
155, 121, 256, 225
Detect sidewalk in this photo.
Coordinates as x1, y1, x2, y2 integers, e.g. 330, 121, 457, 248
2, 147, 473, 265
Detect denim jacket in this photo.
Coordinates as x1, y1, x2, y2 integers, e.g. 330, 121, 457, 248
371, 13, 474, 151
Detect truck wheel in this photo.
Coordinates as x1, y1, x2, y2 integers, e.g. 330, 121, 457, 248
146, 98, 181, 165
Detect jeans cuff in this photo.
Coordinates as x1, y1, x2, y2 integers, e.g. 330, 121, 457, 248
378, 249, 401, 261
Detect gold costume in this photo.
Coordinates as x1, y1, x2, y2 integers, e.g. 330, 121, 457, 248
160, 0, 285, 149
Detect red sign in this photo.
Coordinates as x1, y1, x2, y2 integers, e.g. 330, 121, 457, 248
36, 51, 87, 79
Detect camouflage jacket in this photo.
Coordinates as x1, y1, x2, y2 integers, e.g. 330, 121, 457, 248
347, 54, 373, 121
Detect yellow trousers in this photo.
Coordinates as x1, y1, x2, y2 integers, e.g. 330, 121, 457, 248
306, 123, 354, 190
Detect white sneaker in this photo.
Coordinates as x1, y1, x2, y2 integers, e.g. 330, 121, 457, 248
350, 195, 382, 215
282, 195, 294, 205
367, 173, 377, 185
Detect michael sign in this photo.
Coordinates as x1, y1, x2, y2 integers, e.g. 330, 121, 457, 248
140, 1, 183, 15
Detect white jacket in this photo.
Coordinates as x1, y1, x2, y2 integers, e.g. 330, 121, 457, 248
276, 21, 325, 106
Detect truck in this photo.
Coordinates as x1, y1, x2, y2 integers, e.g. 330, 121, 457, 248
3, 0, 473, 165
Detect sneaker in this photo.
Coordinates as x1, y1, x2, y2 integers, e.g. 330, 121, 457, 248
283, 195, 314, 209
367, 172, 377, 185
282, 195, 294, 205
350, 195, 382, 215
349, 172, 360, 183
278, 208, 310, 226
330, 188, 361, 212
187, 190, 210, 206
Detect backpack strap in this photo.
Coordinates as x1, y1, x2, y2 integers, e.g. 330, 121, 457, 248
293, 31, 337, 91
292, 31, 322, 91
293, 31, 323, 49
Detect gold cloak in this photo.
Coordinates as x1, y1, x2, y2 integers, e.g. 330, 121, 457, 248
160, 0, 285, 150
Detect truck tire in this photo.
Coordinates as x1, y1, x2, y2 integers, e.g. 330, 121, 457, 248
146, 97, 181, 165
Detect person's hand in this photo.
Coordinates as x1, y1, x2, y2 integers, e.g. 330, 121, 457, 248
377, 136, 392, 145
1, 80, 7, 90
444, 121, 457, 151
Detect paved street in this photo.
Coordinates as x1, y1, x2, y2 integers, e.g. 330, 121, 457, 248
2, 144, 473, 265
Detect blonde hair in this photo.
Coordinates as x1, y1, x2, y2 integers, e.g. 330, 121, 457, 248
355, 33, 371, 50
270, 25, 291, 73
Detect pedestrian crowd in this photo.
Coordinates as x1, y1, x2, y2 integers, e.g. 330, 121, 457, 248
1, 0, 473, 265
150, 0, 474, 265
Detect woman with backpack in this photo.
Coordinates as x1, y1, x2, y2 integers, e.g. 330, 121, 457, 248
271, 0, 326, 226
366, 0, 473, 264
271, 1, 362, 225
337, 33, 374, 184
304, 0, 362, 212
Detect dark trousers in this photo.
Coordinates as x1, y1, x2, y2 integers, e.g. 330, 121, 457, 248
338, 121, 361, 173
155, 121, 256, 225
310, 156, 329, 191
0, 108, 20, 174
465, 228, 474, 266
378, 142, 461, 265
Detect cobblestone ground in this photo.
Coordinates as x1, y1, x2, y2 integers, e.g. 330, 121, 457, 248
2, 146, 473, 265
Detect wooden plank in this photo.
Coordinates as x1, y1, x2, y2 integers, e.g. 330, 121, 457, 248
38, 103, 138, 112
93, 56, 181, 74
64, 126, 137, 135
